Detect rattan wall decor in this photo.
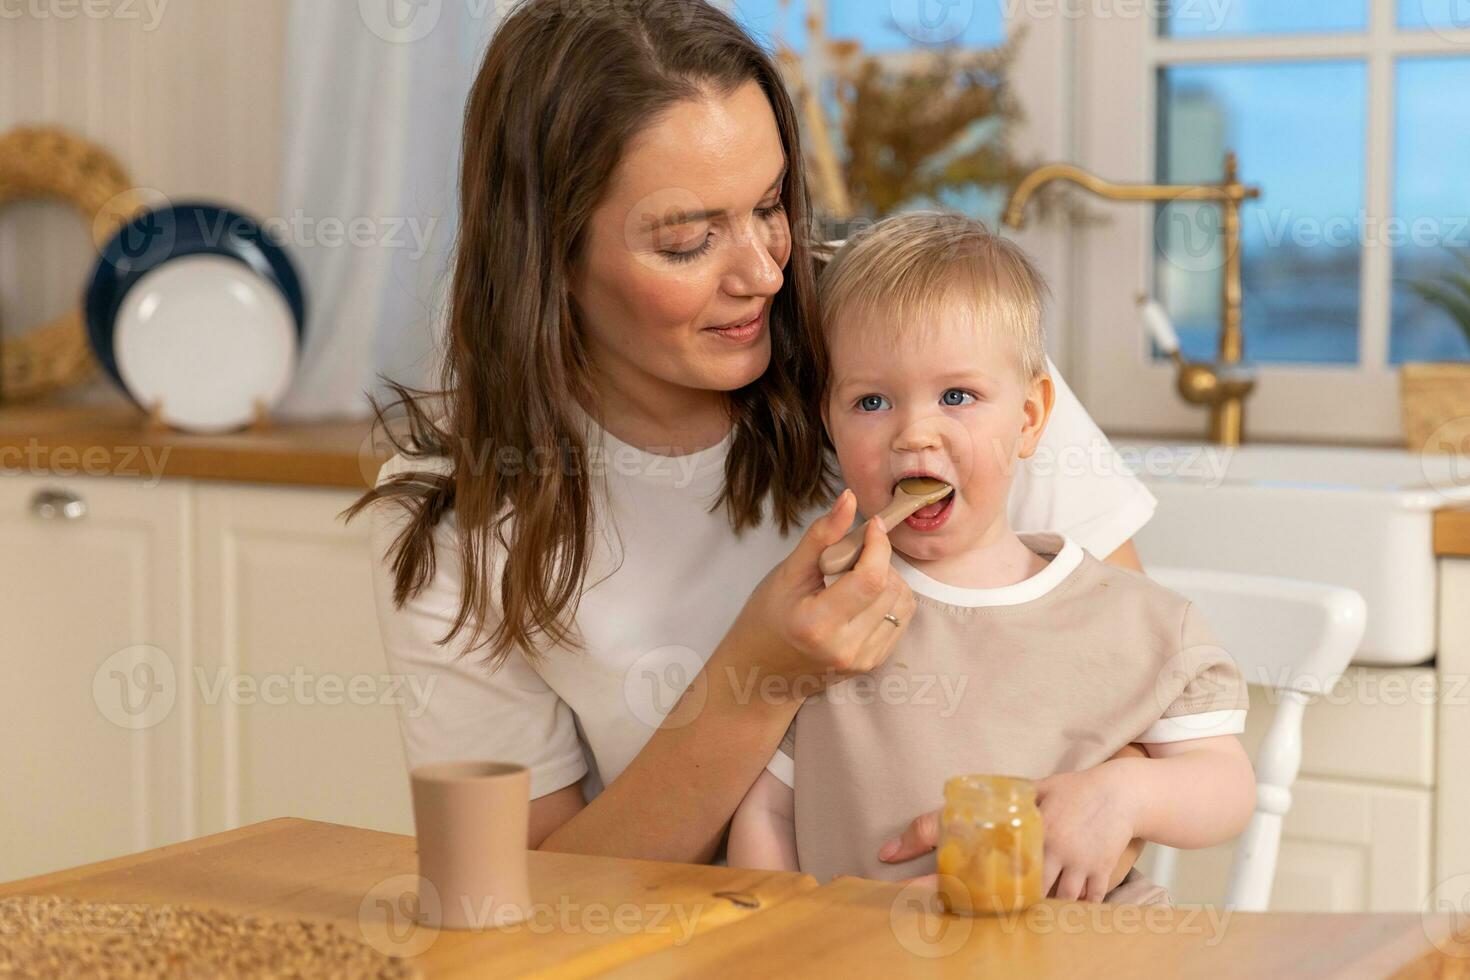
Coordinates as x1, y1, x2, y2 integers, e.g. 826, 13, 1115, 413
0, 126, 144, 402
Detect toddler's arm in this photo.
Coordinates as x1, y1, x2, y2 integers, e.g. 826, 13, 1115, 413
728, 769, 800, 872
1035, 735, 1253, 900
1123, 734, 1256, 848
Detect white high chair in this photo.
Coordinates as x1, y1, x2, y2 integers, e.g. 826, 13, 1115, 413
1144, 567, 1367, 912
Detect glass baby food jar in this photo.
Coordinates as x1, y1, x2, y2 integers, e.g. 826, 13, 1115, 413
936, 774, 1044, 916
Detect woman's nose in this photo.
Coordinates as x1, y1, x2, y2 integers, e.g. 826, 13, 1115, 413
723, 221, 784, 297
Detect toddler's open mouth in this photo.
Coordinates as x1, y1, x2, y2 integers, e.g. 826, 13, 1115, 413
892, 474, 956, 532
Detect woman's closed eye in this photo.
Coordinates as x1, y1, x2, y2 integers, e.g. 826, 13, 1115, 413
661, 201, 787, 264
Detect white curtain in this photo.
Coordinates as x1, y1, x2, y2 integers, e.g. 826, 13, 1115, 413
274, 0, 502, 420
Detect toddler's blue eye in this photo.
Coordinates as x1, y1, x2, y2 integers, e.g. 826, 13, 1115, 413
857, 394, 891, 412
941, 389, 975, 407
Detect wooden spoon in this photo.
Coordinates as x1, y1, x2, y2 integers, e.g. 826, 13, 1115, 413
818, 477, 954, 576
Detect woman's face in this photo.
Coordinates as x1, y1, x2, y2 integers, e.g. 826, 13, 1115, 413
571, 80, 792, 404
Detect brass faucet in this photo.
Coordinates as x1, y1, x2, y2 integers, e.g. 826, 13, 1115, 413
1002, 153, 1262, 446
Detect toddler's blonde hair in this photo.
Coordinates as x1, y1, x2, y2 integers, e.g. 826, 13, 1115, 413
818, 210, 1049, 383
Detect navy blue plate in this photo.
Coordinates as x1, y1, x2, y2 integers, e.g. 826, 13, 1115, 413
85, 202, 306, 391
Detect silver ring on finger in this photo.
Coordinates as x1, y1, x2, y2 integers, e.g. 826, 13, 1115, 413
883, 613, 901, 628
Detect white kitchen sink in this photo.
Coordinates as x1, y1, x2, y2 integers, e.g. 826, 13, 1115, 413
1115, 441, 1470, 666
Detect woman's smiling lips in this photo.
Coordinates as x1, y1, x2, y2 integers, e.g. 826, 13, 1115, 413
705, 307, 765, 344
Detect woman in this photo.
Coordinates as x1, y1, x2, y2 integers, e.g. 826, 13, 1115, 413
349, 0, 1156, 883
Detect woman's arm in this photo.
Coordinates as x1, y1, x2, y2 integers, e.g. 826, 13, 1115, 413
535, 492, 918, 862
1104, 539, 1144, 572
529, 784, 586, 849
536, 649, 803, 861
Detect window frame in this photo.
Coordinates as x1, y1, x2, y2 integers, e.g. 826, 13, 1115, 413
1072, 1, 1470, 443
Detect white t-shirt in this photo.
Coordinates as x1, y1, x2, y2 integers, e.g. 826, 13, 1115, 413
368, 361, 1157, 800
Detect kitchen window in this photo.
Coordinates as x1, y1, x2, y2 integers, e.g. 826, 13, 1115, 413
1077, 0, 1470, 441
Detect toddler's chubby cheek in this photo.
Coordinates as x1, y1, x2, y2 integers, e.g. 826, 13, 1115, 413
855, 474, 896, 520
833, 455, 891, 520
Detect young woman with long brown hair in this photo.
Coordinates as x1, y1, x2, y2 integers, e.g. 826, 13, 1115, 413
348, 0, 1157, 881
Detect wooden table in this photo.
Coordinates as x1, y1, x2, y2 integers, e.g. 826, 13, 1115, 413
0, 818, 815, 977
2, 819, 1466, 978
604, 874, 1469, 979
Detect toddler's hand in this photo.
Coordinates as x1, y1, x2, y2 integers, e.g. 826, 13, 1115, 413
1034, 764, 1136, 903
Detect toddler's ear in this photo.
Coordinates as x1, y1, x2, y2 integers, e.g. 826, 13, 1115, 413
1017, 373, 1055, 460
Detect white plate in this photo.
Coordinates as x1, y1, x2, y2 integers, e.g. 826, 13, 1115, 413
115, 254, 299, 434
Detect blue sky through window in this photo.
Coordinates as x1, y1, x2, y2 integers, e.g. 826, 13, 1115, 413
1392, 56, 1470, 362
1157, 62, 1366, 364
1163, 0, 1366, 37
730, 0, 809, 53
1399, 0, 1470, 30
732, 0, 1003, 53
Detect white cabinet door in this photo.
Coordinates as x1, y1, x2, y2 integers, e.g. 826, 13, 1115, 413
0, 474, 190, 879
1146, 777, 1433, 912
192, 483, 412, 835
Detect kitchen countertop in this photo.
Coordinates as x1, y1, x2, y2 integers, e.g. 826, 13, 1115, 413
1440, 508, 1470, 560
5, 403, 1470, 557
0, 402, 388, 490
1, 818, 1463, 978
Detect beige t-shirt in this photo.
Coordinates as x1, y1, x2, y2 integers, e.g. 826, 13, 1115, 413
767, 532, 1248, 886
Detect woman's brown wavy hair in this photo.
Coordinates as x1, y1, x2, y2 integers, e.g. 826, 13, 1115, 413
344, 0, 833, 667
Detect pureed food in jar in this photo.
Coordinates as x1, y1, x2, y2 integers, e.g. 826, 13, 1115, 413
936, 774, 1043, 916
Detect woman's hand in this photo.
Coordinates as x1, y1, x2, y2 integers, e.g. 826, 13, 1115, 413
720, 489, 917, 700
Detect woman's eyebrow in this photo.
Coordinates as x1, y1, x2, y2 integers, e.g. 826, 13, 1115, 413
648, 165, 788, 228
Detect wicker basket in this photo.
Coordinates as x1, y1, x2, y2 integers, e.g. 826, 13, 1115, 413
1400, 362, 1470, 454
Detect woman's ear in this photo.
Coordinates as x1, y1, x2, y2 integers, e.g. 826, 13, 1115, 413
1017, 373, 1055, 460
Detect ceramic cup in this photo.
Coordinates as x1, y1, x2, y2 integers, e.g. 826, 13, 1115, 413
409, 761, 531, 930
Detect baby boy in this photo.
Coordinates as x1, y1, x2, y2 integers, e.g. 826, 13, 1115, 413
727, 211, 1256, 903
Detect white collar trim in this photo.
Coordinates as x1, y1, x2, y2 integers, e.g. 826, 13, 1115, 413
890, 532, 1084, 608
